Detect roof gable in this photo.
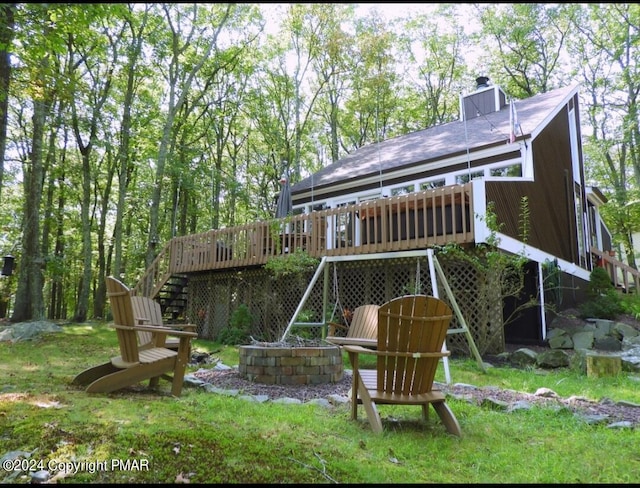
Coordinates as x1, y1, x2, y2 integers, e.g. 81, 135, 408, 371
292, 83, 580, 195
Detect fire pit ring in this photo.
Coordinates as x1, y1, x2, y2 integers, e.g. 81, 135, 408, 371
238, 340, 343, 385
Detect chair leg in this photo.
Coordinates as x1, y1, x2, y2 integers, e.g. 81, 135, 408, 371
170, 343, 190, 397
357, 380, 383, 433
421, 404, 430, 422
85, 358, 175, 394
72, 362, 120, 386
432, 401, 462, 437
348, 351, 359, 420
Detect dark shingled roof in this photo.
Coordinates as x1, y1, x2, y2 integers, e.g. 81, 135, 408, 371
292, 83, 579, 195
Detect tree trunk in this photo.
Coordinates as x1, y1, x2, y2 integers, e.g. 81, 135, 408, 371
0, 4, 15, 204
586, 353, 621, 378
12, 98, 46, 322
113, 6, 146, 280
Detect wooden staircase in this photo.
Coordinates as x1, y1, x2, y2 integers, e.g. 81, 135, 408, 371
156, 274, 188, 321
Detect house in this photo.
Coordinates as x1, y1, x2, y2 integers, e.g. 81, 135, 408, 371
291, 78, 606, 262
135, 78, 638, 354
284, 78, 610, 342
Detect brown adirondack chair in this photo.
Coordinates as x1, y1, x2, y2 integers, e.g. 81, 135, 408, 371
72, 276, 197, 397
343, 295, 462, 436
326, 304, 380, 348
130, 295, 196, 352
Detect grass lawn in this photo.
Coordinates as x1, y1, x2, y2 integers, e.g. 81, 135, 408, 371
1, 321, 639, 484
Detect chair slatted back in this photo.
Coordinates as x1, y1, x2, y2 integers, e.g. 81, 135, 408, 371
106, 276, 140, 363
130, 296, 164, 346
349, 304, 379, 340
377, 295, 452, 396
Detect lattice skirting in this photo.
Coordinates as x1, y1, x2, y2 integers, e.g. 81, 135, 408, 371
186, 251, 506, 355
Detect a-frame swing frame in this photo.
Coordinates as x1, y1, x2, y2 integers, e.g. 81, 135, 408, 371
280, 249, 486, 383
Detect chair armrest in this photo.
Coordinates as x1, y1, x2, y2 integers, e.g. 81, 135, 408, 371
175, 323, 197, 331
328, 338, 377, 348
112, 324, 197, 338
343, 344, 378, 355
343, 345, 449, 359
327, 322, 348, 336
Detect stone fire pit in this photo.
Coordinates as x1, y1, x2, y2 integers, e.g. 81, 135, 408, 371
238, 337, 343, 385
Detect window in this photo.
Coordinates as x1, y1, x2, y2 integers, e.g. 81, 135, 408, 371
455, 170, 484, 184
334, 200, 356, 247
490, 164, 522, 177
420, 179, 446, 190
391, 184, 415, 196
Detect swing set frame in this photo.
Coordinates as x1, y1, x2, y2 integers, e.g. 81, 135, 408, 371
280, 249, 486, 383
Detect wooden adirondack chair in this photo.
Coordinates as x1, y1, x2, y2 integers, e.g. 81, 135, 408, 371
130, 295, 196, 352
326, 304, 379, 348
72, 276, 197, 397
343, 295, 462, 436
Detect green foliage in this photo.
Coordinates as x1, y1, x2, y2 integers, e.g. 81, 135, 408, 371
620, 292, 640, 320
586, 266, 615, 296
295, 308, 315, 322
264, 249, 320, 279
578, 267, 624, 319
402, 280, 423, 295
518, 196, 530, 243
216, 303, 253, 345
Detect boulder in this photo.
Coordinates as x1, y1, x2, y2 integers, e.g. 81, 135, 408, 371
536, 349, 570, 368
572, 330, 594, 349
612, 322, 639, 340
594, 336, 622, 351
620, 347, 640, 372
548, 332, 573, 349
510, 348, 537, 367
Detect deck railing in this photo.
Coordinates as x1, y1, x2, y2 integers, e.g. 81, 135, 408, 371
133, 183, 475, 296
591, 247, 640, 293
132, 181, 640, 299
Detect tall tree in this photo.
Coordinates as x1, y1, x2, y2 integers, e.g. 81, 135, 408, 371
398, 4, 470, 129
570, 4, 640, 268
11, 4, 58, 321
111, 4, 151, 283
339, 12, 401, 153
66, 5, 119, 321
474, 3, 576, 97
145, 3, 234, 267
309, 4, 355, 164
0, 3, 16, 205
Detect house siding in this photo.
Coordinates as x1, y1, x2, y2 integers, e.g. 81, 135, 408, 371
486, 104, 579, 264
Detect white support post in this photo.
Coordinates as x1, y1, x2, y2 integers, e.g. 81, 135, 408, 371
427, 249, 451, 384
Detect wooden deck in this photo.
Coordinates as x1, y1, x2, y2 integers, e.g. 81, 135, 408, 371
132, 181, 640, 299
134, 184, 475, 297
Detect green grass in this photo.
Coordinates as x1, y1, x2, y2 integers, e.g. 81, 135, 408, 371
1, 322, 639, 483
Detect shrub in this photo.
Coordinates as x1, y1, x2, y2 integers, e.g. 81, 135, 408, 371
217, 304, 253, 345
578, 267, 624, 319
620, 292, 640, 320
264, 249, 319, 279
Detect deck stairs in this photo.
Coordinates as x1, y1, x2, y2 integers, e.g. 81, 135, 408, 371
156, 274, 188, 321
